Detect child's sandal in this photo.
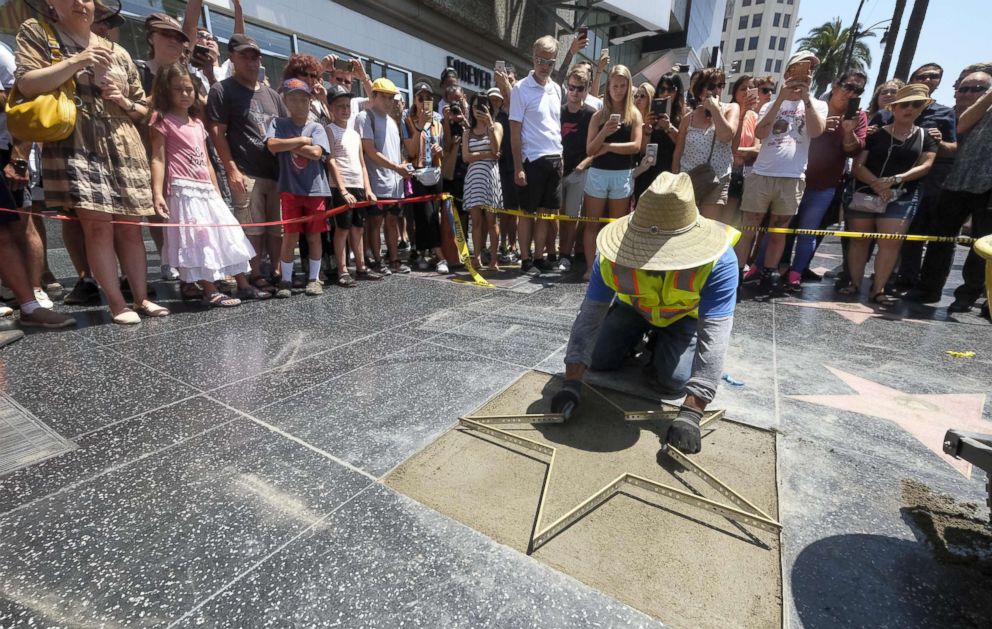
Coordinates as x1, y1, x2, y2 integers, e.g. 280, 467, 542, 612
204, 292, 242, 308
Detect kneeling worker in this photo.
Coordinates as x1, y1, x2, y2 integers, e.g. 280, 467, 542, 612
552, 172, 740, 454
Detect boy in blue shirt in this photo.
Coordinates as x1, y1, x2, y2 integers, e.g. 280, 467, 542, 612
265, 78, 332, 297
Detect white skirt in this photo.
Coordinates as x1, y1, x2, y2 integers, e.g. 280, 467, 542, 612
163, 178, 255, 283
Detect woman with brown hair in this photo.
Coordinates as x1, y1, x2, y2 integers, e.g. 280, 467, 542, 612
581, 64, 642, 280
15, 0, 169, 324
672, 67, 740, 223
727, 74, 760, 221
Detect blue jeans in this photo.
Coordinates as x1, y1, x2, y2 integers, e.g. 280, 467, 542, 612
590, 303, 697, 395
753, 186, 836, 272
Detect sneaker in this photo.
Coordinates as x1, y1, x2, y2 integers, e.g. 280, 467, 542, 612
376, 261, 393, 276
390, 260, 411, 274
521, 259, 540, 276
33, 288, 54, 309
398, 239, 410, 252
947, 296, 974, 313
741, 266, 761, 286
758, 268, 775, 294
19, 307, 76, 329
904, 288, 942, 304
275, 281, 293, 299
783, 271, 802, 293
436, 260, 449, 274
305, 280, 324, 296
534, 258, 551, 273
44, 281, 64, 297
557, 256, 572, 272
160, 264, 180, 281
64, 279, 100, 305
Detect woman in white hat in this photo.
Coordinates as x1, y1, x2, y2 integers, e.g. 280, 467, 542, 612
552, 172, 740, 455
846, 83, 938, 306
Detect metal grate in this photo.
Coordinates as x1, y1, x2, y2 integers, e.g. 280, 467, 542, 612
0, 394, 76, 476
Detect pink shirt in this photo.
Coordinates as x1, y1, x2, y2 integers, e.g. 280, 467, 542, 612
150, 112, 211, 193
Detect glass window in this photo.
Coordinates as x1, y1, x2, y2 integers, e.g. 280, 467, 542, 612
769, 36, 777, 50
296, 38, 351, 63
752, 14, 762, 28
748, 36, 759, 50
756, 0, 765, 4
779, 37, 786, 51
775, 60, 783, 73
783, 14, 792, 27
735, 38, 745, 52
120, 0, 188, 19
774, 13, 781, 27
765, 58, 774, 72
744, 58, 755, 72
738, 15, 748, 29
742, 0, 751, 5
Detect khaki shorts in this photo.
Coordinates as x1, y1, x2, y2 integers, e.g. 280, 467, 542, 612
231, 174, 282, 237
741, 173, 805, 216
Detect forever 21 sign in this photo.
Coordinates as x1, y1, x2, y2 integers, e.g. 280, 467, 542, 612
446, 55, 492, 90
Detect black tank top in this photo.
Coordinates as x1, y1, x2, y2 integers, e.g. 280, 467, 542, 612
591, 120, 634, 171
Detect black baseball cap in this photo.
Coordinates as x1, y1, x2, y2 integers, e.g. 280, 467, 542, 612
228, 33, 261, 54
413, 81, 433, 96
440, 67, 458, 82
327, 84, 355, 102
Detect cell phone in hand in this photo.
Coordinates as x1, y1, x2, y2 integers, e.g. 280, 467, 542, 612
333, 58, 353, 72
495, 60, 506, 73
650, 98, 671, 117
746, 87, 758, 101
193, 43, 211, 58
576, 25, 588, 38
844, 97, 861, 120
671, 63, 687, 73
787, 60, 811, 83
645, 143, 658, 164
609, 113, 621, 125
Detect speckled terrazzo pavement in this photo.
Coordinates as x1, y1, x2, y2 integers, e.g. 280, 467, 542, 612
0, 239, 990, 627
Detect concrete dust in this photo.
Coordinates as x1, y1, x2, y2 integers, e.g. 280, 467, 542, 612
386, 371, 782, 629
901, 478, 992, 571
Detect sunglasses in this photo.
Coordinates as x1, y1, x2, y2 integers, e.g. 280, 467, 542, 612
535, 56, 556, 67
566, 83, 587, 92
633, 92, 647, 99
706, 83, 726, 91
913, 72, 941, 81
957, 85, 990, 94
759, 87, 774, 95
840, 82, 865, 95
896, 101, 926, 110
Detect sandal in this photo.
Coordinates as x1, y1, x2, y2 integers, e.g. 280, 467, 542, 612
837, 284, 859, 296
356, 268, 384, 281
204, 292, 242, 308
112, 308, 141, 325
180, 282, 203, 300
871, 291, 899, 307
337, 273, 357, 288
236, 286, 272, 300
134, 300, 170, 318
251, 275, 276, 292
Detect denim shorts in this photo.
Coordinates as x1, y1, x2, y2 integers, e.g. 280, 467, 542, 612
584, 167, 633, 200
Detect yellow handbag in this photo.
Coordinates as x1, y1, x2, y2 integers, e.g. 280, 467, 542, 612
5, 20, 78, 143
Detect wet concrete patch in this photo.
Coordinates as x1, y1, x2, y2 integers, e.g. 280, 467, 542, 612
385, 371, 783, 628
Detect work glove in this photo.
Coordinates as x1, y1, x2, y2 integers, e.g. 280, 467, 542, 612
664, 405, 704, 454
550, 380, 582, 421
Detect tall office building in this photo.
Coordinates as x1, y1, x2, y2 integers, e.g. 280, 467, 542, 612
721, 0, 801, 82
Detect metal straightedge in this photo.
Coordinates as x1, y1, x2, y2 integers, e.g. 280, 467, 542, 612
459, 399, 781, 554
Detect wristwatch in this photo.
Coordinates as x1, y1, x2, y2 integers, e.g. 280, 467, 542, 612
893, 174, 903, 185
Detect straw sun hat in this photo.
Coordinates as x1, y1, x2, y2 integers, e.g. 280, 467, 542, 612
887, 83, 934, 110
596, 172, 733, 272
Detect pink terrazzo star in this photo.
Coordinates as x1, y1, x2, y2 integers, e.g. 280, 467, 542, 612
789, 366, 989, 476
781, 300, 932, 325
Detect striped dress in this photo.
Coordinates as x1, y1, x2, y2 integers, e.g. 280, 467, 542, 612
463, 131, 503, 210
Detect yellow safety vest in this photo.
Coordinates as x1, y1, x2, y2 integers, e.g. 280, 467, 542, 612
599, 228, 740, 328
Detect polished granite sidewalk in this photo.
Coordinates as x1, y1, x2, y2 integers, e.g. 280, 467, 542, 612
0, 240, 990, 628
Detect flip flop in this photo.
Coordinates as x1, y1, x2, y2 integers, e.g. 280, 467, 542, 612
204, 292, 242, 308
134, 301, 170, 317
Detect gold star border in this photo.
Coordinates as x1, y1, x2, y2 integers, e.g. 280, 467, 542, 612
458, 387, 782, 555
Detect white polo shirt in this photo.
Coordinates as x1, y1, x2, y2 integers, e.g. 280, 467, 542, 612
510, 71, 563, 162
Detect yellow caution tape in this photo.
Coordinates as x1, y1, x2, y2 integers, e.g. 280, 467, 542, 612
442, 195, 493, 288
481, 205, 616, 224
740, 225, 974, 245
945, 351, 976, 359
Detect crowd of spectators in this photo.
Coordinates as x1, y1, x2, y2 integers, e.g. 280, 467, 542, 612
1, 1, 991, 346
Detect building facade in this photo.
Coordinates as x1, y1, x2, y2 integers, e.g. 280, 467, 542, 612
720, 0, 801, 83
0, 0, 553, 103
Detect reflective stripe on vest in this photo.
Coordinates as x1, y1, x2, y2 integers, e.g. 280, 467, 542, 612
599, 226, 740, 328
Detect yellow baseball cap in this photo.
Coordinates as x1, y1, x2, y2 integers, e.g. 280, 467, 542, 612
371, 78, 399, 95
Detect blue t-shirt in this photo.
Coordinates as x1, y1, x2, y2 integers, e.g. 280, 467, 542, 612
265, 117, 331, 196
585, 247, 739, 319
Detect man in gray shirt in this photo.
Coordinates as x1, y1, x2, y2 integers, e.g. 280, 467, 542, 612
355, 78, 412, 275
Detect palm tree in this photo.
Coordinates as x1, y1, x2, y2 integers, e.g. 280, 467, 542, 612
795, 18, 875, 97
